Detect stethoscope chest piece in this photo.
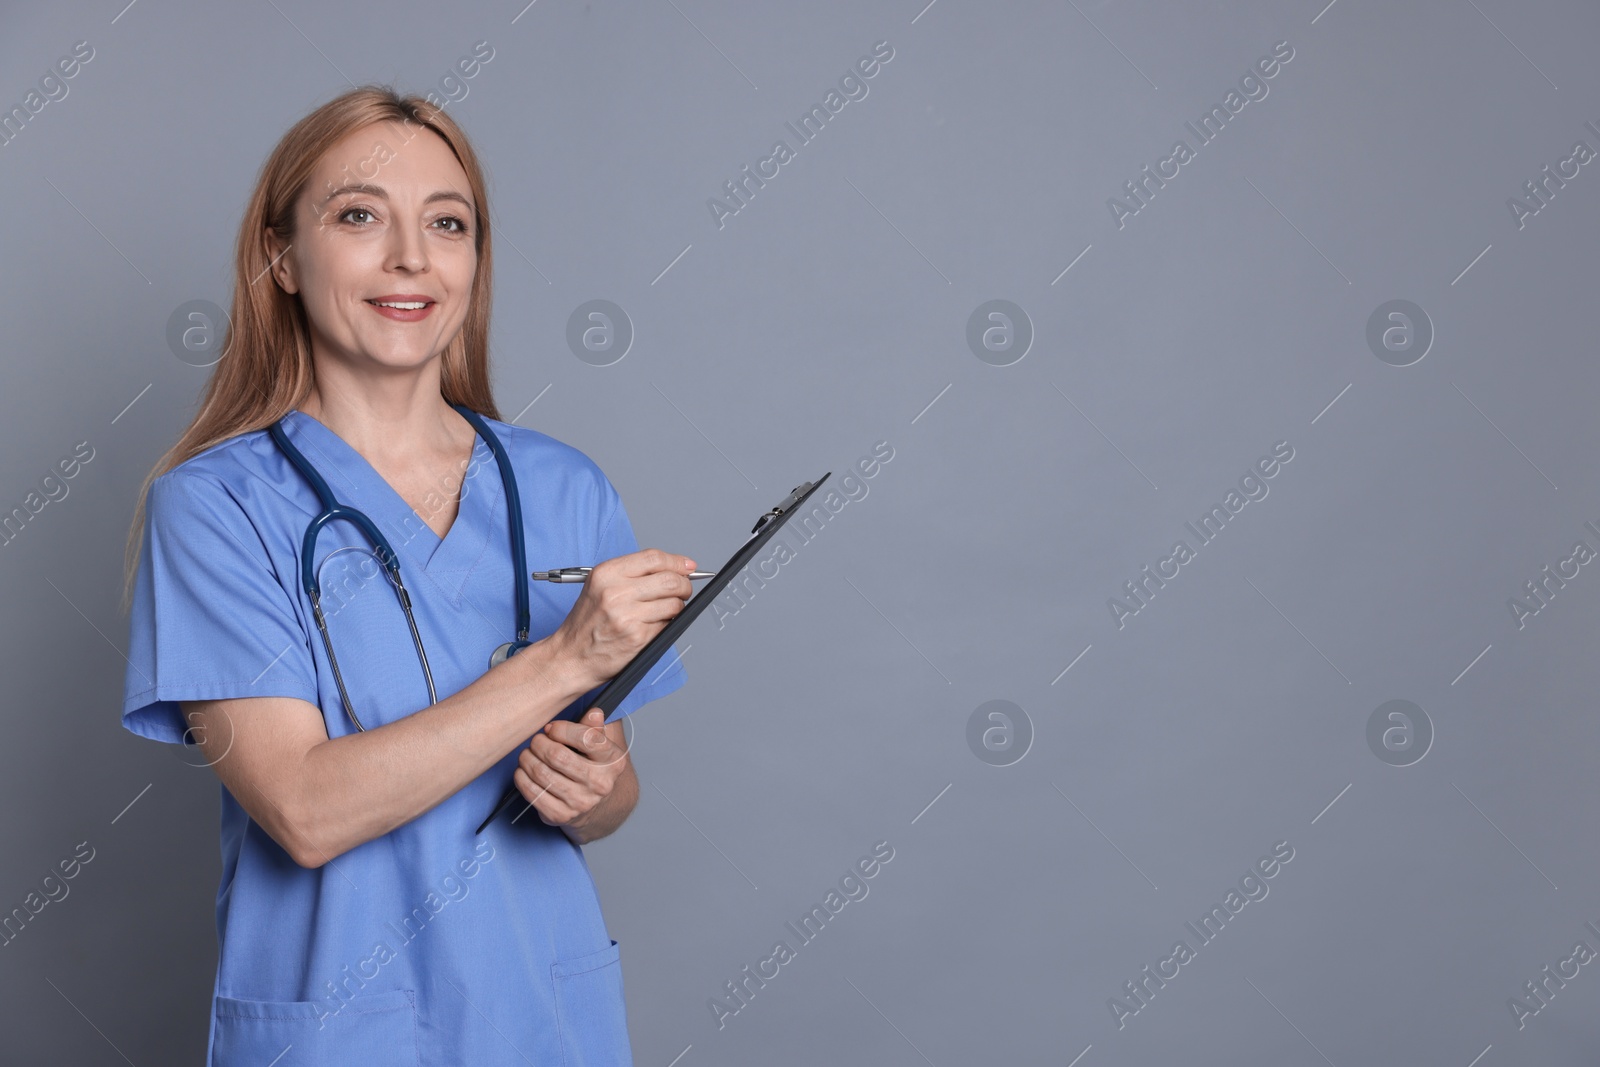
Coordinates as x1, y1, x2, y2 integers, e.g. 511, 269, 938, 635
489, 639, 532, 669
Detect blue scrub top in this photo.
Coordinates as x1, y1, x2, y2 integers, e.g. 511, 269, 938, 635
121, 409, 687, 1066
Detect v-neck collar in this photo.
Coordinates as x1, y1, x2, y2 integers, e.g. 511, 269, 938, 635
280, 409, 501, 596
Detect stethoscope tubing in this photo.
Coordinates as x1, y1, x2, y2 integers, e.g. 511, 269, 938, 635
266, 403, 528, 732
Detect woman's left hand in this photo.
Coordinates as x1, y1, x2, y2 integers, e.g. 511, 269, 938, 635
515, 708, 635, 841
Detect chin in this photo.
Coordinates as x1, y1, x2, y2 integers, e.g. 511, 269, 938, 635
362, 345, 443, 370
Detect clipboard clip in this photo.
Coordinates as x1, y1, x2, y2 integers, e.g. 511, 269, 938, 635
751, 479, 819, 536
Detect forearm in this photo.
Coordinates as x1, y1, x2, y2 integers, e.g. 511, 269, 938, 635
289, 635, 589, 865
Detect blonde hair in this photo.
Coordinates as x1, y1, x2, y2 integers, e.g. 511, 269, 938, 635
121, 85, 498, 611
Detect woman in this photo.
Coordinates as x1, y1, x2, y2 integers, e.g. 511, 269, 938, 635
120, 85, 697, 1065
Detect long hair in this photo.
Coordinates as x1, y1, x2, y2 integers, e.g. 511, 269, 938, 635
121, 85, 498, 612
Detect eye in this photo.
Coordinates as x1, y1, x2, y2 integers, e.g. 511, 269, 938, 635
337, 206, 375, 225
434, 215, 469, 234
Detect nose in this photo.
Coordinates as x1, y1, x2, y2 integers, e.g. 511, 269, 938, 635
385, 211, 428, 273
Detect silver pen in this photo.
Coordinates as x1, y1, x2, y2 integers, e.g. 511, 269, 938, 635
532, 566, 717, 582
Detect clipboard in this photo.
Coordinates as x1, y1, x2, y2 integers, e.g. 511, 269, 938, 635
476, 472, 833, 833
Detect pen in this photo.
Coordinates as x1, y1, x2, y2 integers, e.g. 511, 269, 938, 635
532, 567, 717, 582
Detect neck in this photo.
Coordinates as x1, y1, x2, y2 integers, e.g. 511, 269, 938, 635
298, 365, 468, 467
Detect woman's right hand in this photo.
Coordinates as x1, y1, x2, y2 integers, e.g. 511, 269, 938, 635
548, 549, 697, 693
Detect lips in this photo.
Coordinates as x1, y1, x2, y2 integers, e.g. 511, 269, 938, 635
365, 295, 437, 322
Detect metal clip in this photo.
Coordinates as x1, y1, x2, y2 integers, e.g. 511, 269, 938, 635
751, 480, 815, 534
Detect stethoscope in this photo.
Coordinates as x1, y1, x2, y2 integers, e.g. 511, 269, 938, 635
266, 403, 530, 732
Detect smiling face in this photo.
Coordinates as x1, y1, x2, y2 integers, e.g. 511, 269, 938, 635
268, 119, 478, 376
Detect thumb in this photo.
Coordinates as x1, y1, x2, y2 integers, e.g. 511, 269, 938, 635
582, 709, 606, 749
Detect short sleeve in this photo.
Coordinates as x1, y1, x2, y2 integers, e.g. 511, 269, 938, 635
586, 472, 687, 722
121, 472, 319, 744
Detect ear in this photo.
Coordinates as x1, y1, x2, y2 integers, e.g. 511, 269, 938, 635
263, 227, 298, 294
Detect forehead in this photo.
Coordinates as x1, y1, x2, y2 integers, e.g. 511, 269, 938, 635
309, 120, 472, 203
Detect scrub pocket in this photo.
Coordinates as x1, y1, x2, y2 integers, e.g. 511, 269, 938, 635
551, 939, 634, 1066
212, 987, 419, 1066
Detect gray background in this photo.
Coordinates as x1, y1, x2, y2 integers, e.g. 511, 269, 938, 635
2, 0, 1597, 1063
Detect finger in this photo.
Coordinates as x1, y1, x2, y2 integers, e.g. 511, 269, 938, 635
596, 572, 694, 614
578, 709, 609, 751
524, 738, 575, 778
604, 548, 696, 581
536, 790, 576, 826
636, 579, 694, 614
521, 760, 596, 823
544, 716, 630, 773
626, 596, 689, 627
515, 780, 572, 831
590, 718, 631, 769
573, 711, 626, 769
640, 569, 697, 602
542, 713, 613, 757
512, 764, 555, 810
529, 733, 591, 782
516, 769, 575, 826
520, 747, 585, 805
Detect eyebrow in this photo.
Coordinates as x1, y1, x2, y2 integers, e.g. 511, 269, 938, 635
319, 182, 474, 213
